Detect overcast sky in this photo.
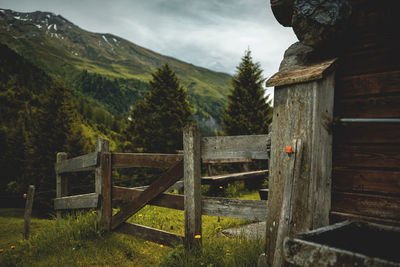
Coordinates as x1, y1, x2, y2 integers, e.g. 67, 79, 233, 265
1, 0, 297, 98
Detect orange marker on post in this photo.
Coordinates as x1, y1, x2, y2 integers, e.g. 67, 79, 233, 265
286, 145, 293, 154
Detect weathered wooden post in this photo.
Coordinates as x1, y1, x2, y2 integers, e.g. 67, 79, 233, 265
56, 152, 68, 219
183, 125, 202, 248
23, 185, 35, 240
95, 138, 109, 221
262, 59, 335, 266
102, 152, 112, 231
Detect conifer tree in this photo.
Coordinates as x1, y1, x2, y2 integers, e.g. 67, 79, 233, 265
221, 50, 272, 135
124, 64, 193, 153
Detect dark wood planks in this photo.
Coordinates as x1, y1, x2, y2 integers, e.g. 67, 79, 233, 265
116, 222, 184, 247
331, 192, 400, 221
333, 167, 400, 195
333, 145, 400, 169
330, 211, 400, 227
111, 160, 184, 230
112, 153, 183, 169
334, 123, 400, 144
55, 152, 98, 174
336, 95, 400, 118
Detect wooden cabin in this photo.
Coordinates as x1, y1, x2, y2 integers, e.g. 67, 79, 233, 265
261, 0, 399, 266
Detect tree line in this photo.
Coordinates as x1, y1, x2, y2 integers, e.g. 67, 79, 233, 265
0, 43, 272, 215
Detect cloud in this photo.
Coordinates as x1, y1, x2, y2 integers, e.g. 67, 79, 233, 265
1, 0, 297, 90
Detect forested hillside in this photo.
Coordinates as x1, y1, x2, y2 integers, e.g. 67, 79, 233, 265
0, 8, 231, 131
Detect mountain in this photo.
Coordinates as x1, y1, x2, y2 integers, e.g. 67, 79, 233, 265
0, 8, 231, 131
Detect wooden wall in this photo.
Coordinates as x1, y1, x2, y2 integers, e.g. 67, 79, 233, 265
332, 0, 400, 225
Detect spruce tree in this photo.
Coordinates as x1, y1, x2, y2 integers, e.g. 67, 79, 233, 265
221, 50, 272, 135
125, 64, 193, 153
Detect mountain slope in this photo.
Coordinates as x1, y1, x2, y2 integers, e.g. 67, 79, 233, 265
0, 8, 231, 129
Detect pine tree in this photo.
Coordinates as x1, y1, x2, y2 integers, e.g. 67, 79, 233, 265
221, 50, 273, 136
124, 64, 193, 153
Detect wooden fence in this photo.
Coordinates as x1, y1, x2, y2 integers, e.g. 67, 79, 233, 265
54, 125, 270, 248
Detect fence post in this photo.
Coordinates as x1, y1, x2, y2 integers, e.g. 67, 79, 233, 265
56, 152, 68, 219
102, 152, 112, 231
95, 138, 109, 220
23, 185, 35, 240
184, 125, 202, 248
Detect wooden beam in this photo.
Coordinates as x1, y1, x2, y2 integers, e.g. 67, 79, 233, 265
23, 185, 35, 240
330, 211, 400, 227
273, 139, 303, 267
201, 134, 270, 162
331, 191, 400, 221
56, 152, 67, 218
201, 170, 268, 184
55, 152, 98, 174
54, 193, 99, 210
112, 186, 184, 211
202, 197, 267, 221
102, 153, 112, 231
111, 160, 184, 230
184, 125, 202, 248
202, 158, 252, 164
112, 153, 183, 169
116, 222, 184, 247
95, 138, 109, 217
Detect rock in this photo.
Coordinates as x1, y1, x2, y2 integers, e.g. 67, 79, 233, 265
270, 0, 295, 27
292, 0, 352, 48
279, 42, 315, 70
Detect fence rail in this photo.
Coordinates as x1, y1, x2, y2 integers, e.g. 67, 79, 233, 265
54, 126, 270, 247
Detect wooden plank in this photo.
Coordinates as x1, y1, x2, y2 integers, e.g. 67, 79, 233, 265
335, 94, 400, 118
201, 134, 270, 161
334, 123, 400, 144
112, 153, 183, 169
333, 145, 400, 169
330, 211, 400, 227
23, 185, 35, 240
116, 222, 184, 247
273, 139, 303, 267
54, 193, 99, 210
266, 72, 335, 266
56, 152, 67, 218
201, 170, 268, 184
336, 71, 400, 98
266, 59, 336, 87
55, 152, 98, 174
102, 153, 112, 231
202, 197, 267, 221
331, 192, 400, 220
202, 158, 252, 164
112, 186, 184, 211
95, 138, 109, 216
333, 167, 400, 194
184, 125, 202, 248
111, 160, 184, 230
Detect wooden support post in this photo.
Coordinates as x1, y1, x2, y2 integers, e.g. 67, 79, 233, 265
272, 139, 303, 267
184, 125, 202, 248
56, 152, 68, 219
95, 138, 109, 219
23, 185, 35, 240
102, 152, 112, 231
264, 68, 335, 266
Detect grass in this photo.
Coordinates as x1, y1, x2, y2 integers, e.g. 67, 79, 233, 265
0, 191, 264, 267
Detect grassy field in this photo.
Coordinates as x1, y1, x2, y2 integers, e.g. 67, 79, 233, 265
0, 192, 264, 267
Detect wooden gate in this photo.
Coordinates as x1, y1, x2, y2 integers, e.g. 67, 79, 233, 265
54, 125, 270, 248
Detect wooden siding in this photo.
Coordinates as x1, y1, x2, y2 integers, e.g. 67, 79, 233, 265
332, 0, 400, 224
